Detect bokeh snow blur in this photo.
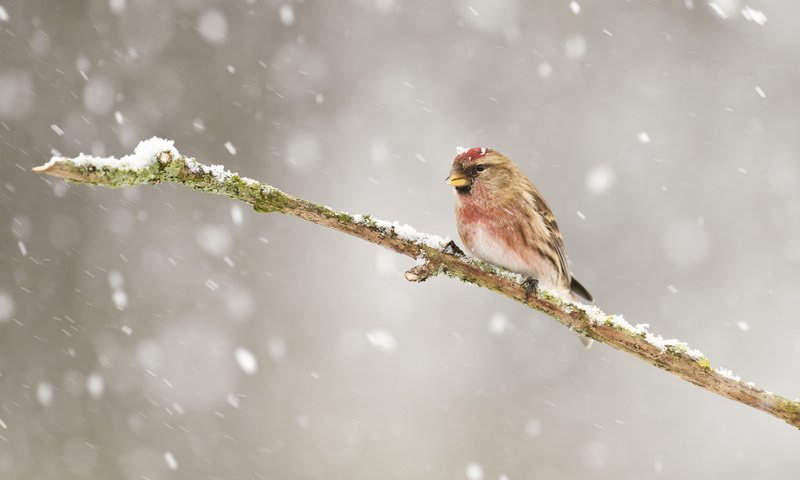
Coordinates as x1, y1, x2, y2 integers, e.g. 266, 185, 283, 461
2, 0, 800, 478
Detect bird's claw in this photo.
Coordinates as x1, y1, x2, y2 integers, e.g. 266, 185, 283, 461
523, 276, 539, 304
443, 240, 465, 256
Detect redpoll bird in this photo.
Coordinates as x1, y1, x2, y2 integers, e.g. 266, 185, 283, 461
445, 147, 593, 325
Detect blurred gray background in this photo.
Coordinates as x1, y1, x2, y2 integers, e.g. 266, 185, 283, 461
2, 0, 800, 478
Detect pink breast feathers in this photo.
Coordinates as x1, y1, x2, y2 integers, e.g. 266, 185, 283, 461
455, 197, 563, 290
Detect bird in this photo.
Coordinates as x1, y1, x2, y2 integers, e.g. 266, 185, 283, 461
445, 147, 594, 345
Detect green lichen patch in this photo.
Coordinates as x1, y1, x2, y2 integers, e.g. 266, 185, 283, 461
254, 191, 288, 213
774, 397, 800, 427
81, 160, 163, 188
327, 209, 354, 224
357, 214, 378, 228
163, 157, 187, 179
222, 175, 266, 203
253, 203, 277, 214
664, 342, 691, 356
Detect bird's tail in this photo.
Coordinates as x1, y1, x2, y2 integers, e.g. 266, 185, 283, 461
569, 276, 593, 302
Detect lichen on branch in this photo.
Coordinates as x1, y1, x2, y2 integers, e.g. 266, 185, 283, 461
33, 137, 800, 431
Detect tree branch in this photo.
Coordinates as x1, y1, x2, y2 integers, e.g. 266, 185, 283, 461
33, 139, 800, 430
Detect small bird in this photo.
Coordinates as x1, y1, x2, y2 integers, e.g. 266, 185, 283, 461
445, 147, 594, 342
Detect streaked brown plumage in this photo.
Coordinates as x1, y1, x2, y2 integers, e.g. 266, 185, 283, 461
446, 147, 592, 303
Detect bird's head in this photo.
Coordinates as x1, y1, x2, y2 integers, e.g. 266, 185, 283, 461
445, 147, 520, 195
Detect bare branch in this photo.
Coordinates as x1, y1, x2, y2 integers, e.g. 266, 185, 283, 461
33, 143, 800, 430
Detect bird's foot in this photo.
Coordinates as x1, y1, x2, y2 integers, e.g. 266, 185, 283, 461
443, 240, 464, 256
523, 276, 539, 304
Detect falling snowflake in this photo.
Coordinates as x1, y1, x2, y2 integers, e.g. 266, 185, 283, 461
235, 347, 258, 375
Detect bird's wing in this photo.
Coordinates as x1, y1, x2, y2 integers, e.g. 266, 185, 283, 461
525, 182, 571, 282
525, 182, 593, 302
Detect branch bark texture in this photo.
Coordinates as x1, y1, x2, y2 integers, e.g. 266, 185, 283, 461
33, 144, 800, 430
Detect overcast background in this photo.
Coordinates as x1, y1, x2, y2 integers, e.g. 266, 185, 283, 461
2, 0, 800, 478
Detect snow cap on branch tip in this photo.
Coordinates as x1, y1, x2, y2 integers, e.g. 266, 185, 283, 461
131, 137, 180, 167
36, 136, 180, 172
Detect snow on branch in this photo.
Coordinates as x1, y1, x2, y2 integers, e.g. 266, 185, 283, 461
33, 137, 800, 430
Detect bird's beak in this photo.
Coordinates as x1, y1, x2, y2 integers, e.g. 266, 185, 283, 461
445, 173, 470, 187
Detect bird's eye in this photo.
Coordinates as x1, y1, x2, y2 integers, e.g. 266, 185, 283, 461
475, 164, 486, 173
